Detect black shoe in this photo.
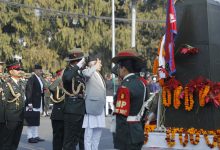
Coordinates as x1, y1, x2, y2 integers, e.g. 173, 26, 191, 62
35, 137, 45, 142
28, 138, 38, 143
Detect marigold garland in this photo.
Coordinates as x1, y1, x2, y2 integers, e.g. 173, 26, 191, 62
184, 87, 194, 111
165, 128, 177, 147
188, 128, 200, 145
178, 128, 189, 147
153, 57, 159, 75
144, 125, 156, 144
173, 86, 183, 109
203, 130, 217, 148
158, 78, 164, 87
162, 87, 172, 107
199, 85, 210, 107
216, 130, 220, 148
144, 127, 220, 148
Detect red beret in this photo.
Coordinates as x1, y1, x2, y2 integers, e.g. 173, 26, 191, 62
7, 63, 21, 71
56, 69, 63, 76
111, 50, 142, 63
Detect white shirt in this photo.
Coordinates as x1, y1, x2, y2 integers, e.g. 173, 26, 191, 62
34, 73, 43, 93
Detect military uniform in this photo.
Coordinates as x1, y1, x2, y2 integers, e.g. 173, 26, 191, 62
1, 62, 25, 150
0, 77, 5, 148
41, 75, 51, 116
49, 74, 65, 150
62, 51, 86, 150
112, 51, 146, 150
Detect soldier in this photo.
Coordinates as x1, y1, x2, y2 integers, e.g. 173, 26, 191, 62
62, 51, 86, 150
0, 61, 5, 148
1, 61, 25, 150
111, 50, 146, 150
41, 72, 52, 117
49, 69, 65, 150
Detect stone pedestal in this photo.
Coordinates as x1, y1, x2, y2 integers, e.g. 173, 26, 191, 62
165, 0, 220, 130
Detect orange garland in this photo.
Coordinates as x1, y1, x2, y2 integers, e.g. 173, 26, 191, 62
178, 128, 189, 147
144, 125, 156, 144
158, 78, 164, 87
184, 87, 194, 111
162, 87, 172, 107
216, 130, 220, 148
188, 128, 200, 145
166, 128, 176, 147
203, 130, 218, 148
173, 86, 183, 109
152, 57, 159, 75
145, 127, 220, 148
199, 85, 210, 107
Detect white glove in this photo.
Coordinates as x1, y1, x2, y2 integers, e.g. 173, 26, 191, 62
146, 112, 156, 125
77, 58, 86, 68
28, 103, 33, 110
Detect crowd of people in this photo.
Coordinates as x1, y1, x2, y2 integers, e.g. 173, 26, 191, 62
0, 49, 160, 150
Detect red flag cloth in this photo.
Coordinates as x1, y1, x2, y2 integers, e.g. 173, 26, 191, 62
165, 0, 177, 74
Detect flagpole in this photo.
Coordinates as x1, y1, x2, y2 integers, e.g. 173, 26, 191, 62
131, 0, 136, 48
112, 0, 116, 95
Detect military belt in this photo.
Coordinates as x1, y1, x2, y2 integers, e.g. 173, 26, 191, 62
66, 95, 84, 100
127, 115, 141, 122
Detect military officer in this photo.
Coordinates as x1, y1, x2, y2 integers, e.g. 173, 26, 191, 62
1, 61, 25, 150
49, 69, 65, 150
0, 61, 5, 148
112, 50, 146, 150
41, 72, 52, 117
62, 50, 86, 150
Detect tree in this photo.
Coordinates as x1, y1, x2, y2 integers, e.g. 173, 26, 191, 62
0, 0, 166, 72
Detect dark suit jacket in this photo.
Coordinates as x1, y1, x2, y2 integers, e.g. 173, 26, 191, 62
25, 74, 44, 108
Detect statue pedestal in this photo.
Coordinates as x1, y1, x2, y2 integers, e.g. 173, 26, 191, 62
165, 0, 220, 130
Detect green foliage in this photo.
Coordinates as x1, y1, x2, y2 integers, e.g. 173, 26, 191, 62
0, 0, 166, 73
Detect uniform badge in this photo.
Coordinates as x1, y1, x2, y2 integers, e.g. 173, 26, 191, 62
120, 93, 125, 99
115, 86, 131, 117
